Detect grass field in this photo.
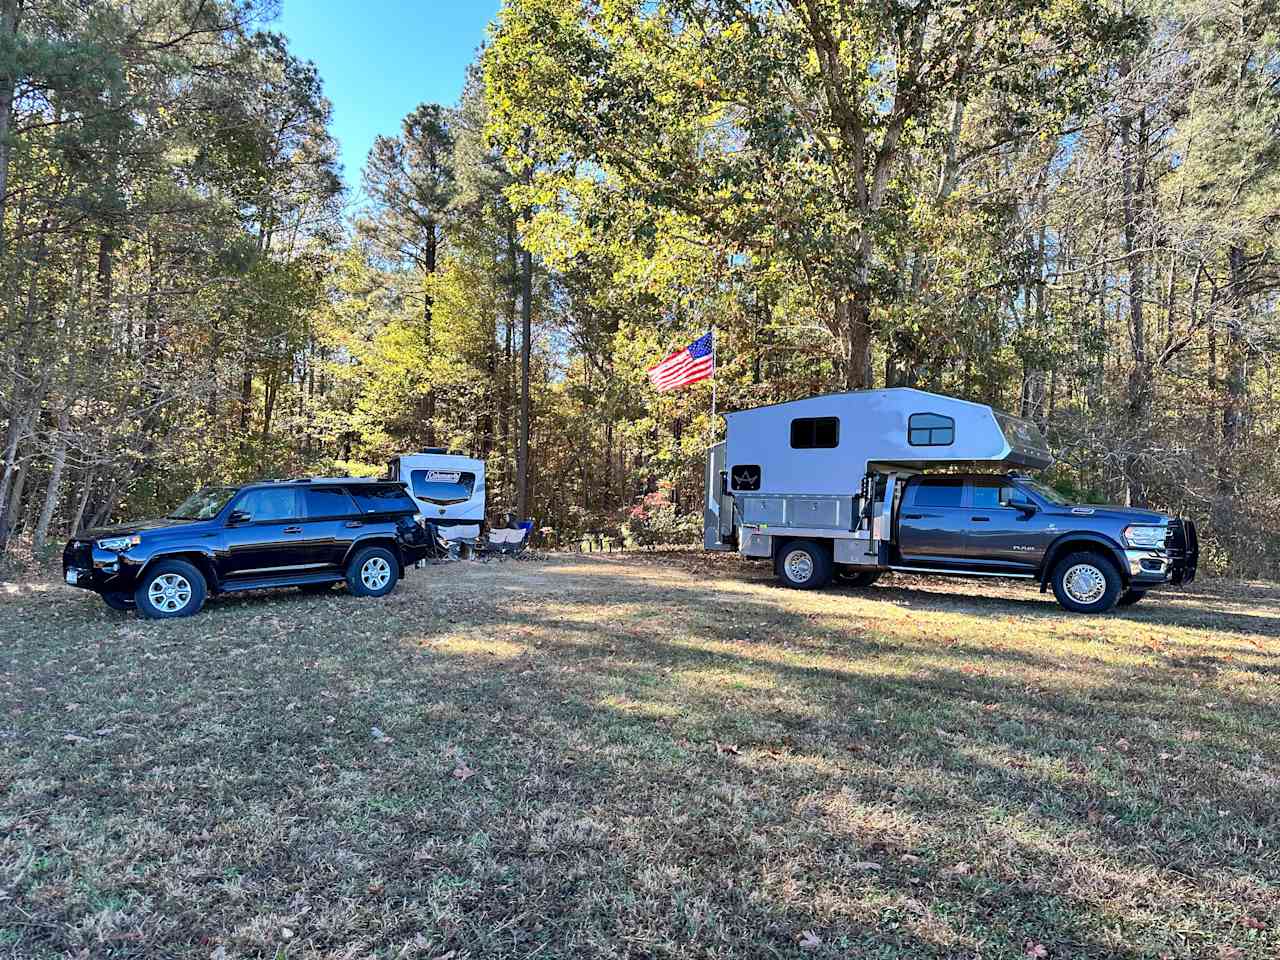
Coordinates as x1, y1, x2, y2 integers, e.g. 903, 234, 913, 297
1, 552, 1277, 959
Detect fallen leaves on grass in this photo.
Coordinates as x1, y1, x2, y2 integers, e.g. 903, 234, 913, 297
451, 762, 475, 782
797, 930, 822, 951
1023, 939, 1049, 958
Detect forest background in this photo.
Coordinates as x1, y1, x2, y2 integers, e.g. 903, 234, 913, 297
1, 0, 1277, 573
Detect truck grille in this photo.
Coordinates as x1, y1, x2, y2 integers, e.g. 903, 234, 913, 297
1165, 519, 1199, 585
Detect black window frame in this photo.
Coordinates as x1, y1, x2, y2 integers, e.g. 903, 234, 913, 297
908, 412, 955, 447
790, 416, 840, 449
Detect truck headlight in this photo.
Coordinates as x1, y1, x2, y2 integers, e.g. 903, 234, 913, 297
96, 535, 141, 552
1123, 525, 1166, 549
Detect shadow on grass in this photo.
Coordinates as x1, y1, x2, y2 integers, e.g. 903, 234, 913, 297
0, 561, 1275, 959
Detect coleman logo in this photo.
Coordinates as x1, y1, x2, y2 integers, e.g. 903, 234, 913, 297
425, 470, 461, 483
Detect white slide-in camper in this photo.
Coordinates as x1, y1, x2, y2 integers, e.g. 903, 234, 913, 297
388, 450, 486, 541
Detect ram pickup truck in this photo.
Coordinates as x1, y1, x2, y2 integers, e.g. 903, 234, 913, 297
770, 473, 1198, 614
62, 479, 441, 619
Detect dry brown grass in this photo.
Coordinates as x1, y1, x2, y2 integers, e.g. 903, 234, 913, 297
1, 552, 1277, 959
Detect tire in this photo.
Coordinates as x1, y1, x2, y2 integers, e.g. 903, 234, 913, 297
134, 560, 207, 619
346, 546, 399, 598
839, 569, 882, 588
1117, 589, 1147, 607
101, 591, 135, 611
1050, 551, 1122, 614
775, 540, 832, 590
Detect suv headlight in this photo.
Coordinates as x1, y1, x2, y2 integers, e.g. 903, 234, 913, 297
96, 534, 141, 552
1123, 525, 1166, 549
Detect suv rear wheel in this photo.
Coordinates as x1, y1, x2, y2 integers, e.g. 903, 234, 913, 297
1051, 551, 1122, 614
347, 546, 399, 598
134, 560, 207, 619
776, 540, 832, 590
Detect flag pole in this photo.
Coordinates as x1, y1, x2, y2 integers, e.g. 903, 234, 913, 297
710, 327, 717, 445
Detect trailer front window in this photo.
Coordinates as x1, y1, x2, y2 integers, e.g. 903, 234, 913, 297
790, 417, 840, 449
908, 413, 955, 447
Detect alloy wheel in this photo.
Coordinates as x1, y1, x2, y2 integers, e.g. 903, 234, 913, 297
148, 573, 193, 613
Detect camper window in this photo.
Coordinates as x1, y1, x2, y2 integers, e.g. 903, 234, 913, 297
790, 417, 839, 449
730, 465, 761, 491
908, 413, 955, 447
411, 470, 476, 506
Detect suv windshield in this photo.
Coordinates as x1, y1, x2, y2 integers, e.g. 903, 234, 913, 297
168, 487, 238, 520
1018, 480, 1071, 506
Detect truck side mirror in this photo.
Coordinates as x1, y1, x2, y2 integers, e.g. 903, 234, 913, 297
228, 509, 252, 526
1011, 501, 1037, 516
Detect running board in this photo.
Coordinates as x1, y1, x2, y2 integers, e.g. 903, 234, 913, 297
219, 572, 345, 593
888, 566, 1035, 579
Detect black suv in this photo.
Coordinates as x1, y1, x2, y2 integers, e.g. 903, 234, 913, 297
62, 479, 440, 619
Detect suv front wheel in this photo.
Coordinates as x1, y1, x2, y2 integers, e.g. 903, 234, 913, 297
347, 546, 400, 598
134, 560, 208, 619
1051, 551, 1122, 614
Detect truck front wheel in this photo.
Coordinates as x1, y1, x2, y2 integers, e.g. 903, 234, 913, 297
776, 540, 832, 590
1051, 552, 1122, 614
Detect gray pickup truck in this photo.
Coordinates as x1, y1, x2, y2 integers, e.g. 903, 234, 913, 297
808, 472, 1198, 613
704, 388, 1198, 614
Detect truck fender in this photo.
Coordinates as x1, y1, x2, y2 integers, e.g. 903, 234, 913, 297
1039, 533, 1129, 592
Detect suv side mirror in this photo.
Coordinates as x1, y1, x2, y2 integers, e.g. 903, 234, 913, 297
227, 509, 252, 526
1011, 501, 1037, 516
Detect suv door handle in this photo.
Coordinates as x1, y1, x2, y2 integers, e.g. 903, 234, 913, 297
971, 516, 991, 522
344, 520, 363, 529
902, 513, 924, 520
282, 525, 303, 534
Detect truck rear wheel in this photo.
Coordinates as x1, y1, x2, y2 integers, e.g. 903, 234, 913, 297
1051, 551, 1122, 614
776, 540, 832, 590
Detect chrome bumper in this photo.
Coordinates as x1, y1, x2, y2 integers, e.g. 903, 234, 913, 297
1125, 549, 1170, 580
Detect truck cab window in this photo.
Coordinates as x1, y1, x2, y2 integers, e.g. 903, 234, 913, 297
908, 413, 955, 446
912, 479, 964, 508
790, 417, 839, 449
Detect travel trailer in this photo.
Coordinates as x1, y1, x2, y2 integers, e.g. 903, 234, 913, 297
387, 450, 486, 541
704, 389, 1197, 613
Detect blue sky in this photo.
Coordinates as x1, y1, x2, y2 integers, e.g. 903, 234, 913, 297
274, 0, 502, 194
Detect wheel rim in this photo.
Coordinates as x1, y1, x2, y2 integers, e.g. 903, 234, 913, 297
1063, 563, 1106, 605
148, 573, 192, 613
783, 549, 814, 584
361, 556, 391, 590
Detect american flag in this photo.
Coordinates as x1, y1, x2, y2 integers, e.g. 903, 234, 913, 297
647, 331, 714, 392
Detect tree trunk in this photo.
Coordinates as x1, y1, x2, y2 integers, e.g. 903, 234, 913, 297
32, 409, 69, 550
0, 0, 22, 256
840, 291, 873, 391
516, 244, 533, 517
1222, 244, 1248, 453
1118, 90, 1149, 505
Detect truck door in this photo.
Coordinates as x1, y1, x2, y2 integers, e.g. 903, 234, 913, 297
896, 478, 970, 565
966, 479, 1054, 570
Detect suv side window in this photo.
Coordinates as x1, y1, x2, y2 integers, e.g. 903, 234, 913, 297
348, 484, 417, 514
305, 487, 359, 518
235, 487, 305, 522
911, 479, 964, 508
